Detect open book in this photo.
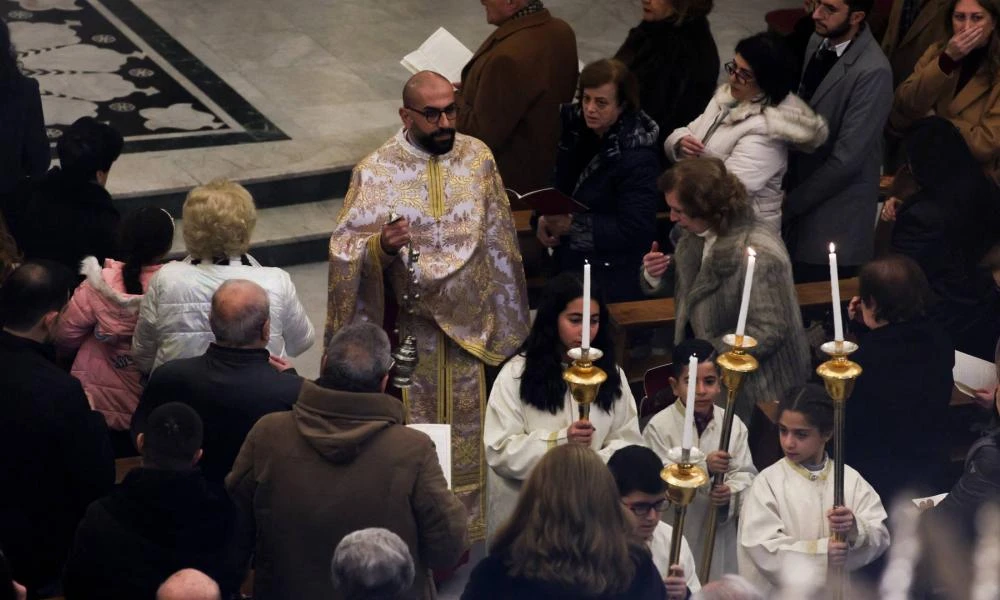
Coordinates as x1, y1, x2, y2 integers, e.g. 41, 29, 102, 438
407, 423, 452, 489
953, 351, 997, 397
401, 28, 473, 84
506, 187, 586, 215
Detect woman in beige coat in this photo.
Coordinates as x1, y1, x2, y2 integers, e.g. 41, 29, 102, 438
890, 0, 1000, 185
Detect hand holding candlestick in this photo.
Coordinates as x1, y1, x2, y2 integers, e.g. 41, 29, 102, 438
563, 347, 607, 421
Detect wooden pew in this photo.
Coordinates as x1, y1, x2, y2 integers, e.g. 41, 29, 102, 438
608, 278, 861, 376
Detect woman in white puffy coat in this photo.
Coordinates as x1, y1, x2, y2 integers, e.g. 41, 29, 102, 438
665, 32, 828, 232
132, 180, 314, 373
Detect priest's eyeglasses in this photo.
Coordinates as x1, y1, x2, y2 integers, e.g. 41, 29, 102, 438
724, 61, 755, 85
622, 499, 669, 516
404, 103, 459, 124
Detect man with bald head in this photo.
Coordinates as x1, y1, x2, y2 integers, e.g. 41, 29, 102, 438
135, 279, 304, 484
327, 71, 529, 541
156, 569, 222, 600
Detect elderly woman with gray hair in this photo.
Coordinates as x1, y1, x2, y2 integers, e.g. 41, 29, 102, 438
331, 528, 415, 600
131, 180, 314, 373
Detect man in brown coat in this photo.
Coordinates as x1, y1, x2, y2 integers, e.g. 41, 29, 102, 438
457, 0, 578, 196
881, 0, 950, 86
226, 322, 468, 600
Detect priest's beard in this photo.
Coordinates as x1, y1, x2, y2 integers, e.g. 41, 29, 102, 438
410, 127, 456, 155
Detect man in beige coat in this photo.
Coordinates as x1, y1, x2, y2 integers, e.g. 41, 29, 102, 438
226, 323, 468, 600
457, 0, 578, 196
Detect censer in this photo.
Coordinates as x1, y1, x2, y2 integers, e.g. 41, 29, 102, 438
388, 213, 420, 388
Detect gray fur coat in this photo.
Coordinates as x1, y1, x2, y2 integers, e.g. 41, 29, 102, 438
645, 217, 810, 421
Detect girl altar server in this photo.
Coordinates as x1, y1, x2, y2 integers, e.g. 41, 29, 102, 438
738, 383, 890, 594
643, 339, 757, 578
484, 272, 643, 542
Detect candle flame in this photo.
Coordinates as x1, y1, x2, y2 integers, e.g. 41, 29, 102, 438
747, 247, 756, 257
829, 242, 836, 253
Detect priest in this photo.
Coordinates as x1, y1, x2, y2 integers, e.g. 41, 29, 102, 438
325, 71, 530, 540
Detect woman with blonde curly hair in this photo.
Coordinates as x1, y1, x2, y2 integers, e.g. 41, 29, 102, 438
132, 180, 314, 373
462, 444, 666, 599
640, 158, 809, 422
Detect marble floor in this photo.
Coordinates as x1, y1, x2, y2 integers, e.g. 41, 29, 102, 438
8, 0, 800, 199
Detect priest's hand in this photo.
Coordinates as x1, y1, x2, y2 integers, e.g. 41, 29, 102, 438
828, 539, 849, 567
664, 565, 687, 600
706, 450, 731, 475
709, 483, 731, 507
643, 242, 671, 278
536, 216, 560, 248
567, 420, 594, 446
827, 506, 858, 541
380, 217, 411, 255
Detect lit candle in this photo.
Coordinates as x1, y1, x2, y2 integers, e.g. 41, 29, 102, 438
829, 243, 843, 342
582, 262, 591, 349
735, 247, 756, 338
681, 353, 698, 450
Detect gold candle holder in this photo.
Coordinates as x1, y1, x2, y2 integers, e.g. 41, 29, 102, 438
563, 347, 607, 421
816, 340, 862, 600
698, 334, 759, 582
662, 447, 709, 568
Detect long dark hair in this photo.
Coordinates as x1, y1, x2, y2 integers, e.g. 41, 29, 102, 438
734, 32, 797, 104
119, 207, 174, 294
511, 272, 622, 414
0, 18, 20, 93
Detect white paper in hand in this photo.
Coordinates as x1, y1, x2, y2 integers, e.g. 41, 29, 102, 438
401, 28, 473, 84
407, 423, 452, 489
911, 492, 948, 508
953, 351, 998, 397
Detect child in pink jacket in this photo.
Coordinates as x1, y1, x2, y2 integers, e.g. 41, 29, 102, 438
55, 207, 174, 449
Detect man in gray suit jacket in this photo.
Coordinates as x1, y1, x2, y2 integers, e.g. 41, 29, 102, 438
784, 0, 893, 282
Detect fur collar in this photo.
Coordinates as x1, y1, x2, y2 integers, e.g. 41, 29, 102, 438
676, 218, 753, 307
712, 85, 828, 151
79, 256, 143, 310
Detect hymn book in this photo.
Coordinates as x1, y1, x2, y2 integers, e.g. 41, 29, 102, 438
407, 423, 452, 489
953, 351, 998, 397
401, 28, 473, 84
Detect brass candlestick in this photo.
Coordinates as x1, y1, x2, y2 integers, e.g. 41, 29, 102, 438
698, 334, 759, 582
816, 340, 862, 600
662, 447, 709, 569
389, 212, 420, 388
562, 347, 607, 421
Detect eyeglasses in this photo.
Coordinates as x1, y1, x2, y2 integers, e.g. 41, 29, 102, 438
622, 499, 669, 516
403, 103, 458, 124
724, 61, 755, 84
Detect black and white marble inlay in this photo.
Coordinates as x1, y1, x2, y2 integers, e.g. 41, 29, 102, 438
5, 0, 286, 153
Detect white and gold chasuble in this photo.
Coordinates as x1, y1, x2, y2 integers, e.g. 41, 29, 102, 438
325, 130, 530, 540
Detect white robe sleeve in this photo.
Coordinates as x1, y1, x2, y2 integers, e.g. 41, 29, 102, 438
642, 410, 676, 464
722, 416, 757, 522
595, 370, 644, 462
739, 474, 830, 588
483, 361, 568, 481
844, 469, 890, 571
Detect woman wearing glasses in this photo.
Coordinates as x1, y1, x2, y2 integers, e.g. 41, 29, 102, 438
537, 58, 661, 303
665, 32, 828, 233
483, 272, 643, 543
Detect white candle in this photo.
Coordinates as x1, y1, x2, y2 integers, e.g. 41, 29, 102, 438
829, 243, 843, 342
735, 247, 757, 338
582, 262, 591, 349
681, 354, 698, 451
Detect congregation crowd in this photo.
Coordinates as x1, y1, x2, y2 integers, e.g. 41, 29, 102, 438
2, 0, 1000, 598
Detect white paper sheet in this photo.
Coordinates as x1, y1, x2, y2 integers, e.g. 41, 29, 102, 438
953, 351, 998, 397
911, 492, 948, 508
407, 423, 452, 489
400, 28, 473, 84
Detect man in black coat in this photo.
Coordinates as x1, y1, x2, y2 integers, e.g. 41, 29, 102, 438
63, 402, 243, 600
0, 261, 114, 594
0, 117, 123, 272
133, 279, 304, 484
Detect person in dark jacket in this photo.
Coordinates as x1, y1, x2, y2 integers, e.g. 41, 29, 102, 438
0, 261, 114, 595
132, 279, 303, 484
0, 17, 49, 195
537, 58, 661, 303
63, 402, 242, 600
462, 444, 665, 600
845, 254, 955, 503
614, 0, 720, 152
1, 117, 122, 272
